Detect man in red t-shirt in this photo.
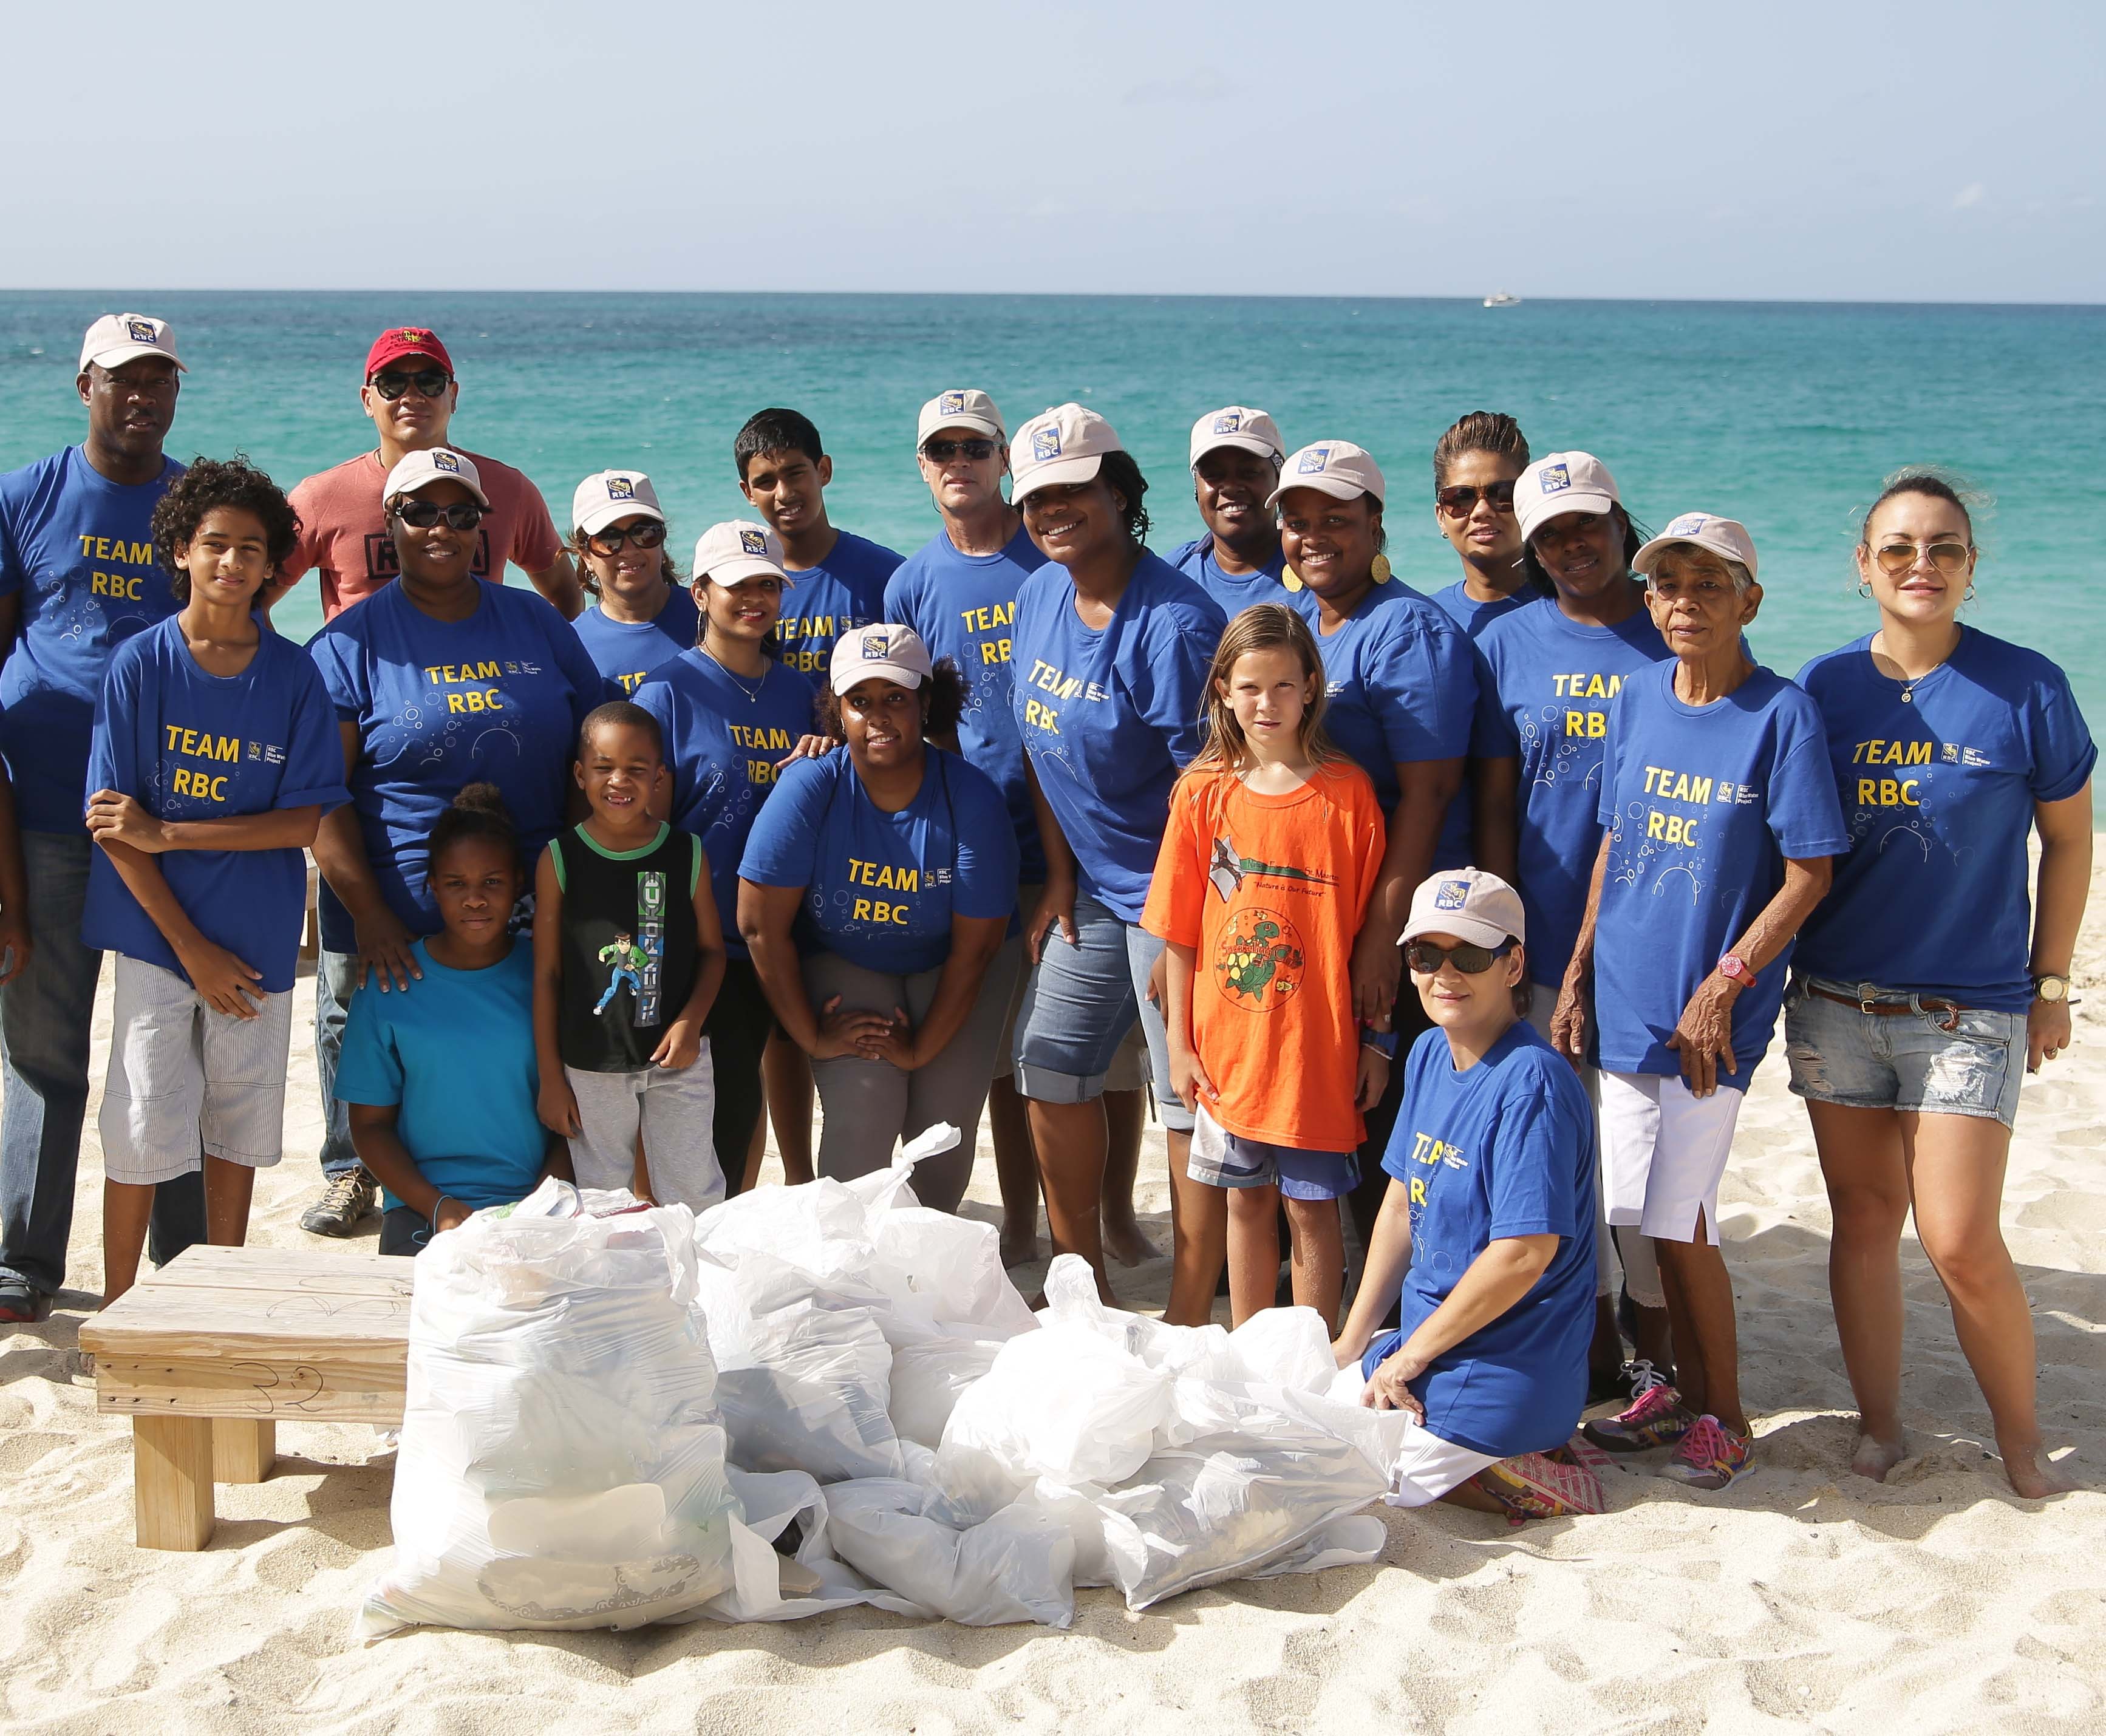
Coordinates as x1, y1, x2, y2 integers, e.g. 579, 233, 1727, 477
262, 327, 581, 625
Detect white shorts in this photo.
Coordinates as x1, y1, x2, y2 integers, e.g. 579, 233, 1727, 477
1598, 1070, 1745, 1245
1385, 1424, 1501, 1508
99, 955, 293, 1186
565, 1054, 723, 1212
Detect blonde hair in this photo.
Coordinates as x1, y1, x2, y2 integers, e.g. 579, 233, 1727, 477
1188, 604, 1349, 777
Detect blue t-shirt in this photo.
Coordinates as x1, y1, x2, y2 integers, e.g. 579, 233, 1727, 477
1794, 628, 2095, 1010
332, 938, 546, 1214
1011, 553, 1225, 923
1167, 536, 1290, 619
307, 580, 611, 951
572, 586, 701, 696
884, 524, 1046, 882
1476, 599, 1673, 985
633, 648, 816, 961
1430, 579, 1532, 639
1593, 662, 1850, 1077
1289, 580, 1476, 865
739, 746, 1018, 976
0, 447, 185, 832
81, 618, 349, 993
1366, 1022, 1597, 1459
776, 529, 904, 686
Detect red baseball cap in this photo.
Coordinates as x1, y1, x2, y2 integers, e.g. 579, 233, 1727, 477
364, 326, 454, 378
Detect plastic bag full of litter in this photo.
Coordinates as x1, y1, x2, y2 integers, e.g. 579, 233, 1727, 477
360, 1182, 737, 1636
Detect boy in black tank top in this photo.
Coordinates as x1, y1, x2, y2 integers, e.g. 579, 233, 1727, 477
532, 703, 728, 1207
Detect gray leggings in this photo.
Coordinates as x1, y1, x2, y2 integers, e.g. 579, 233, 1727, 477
801, 936, 1023, 1212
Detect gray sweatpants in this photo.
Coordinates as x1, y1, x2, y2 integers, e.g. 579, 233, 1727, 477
801, 936, 1023, 1212
565, 1049, 723, 1211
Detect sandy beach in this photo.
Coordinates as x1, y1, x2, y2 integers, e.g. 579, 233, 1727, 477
3, 862, 2104, 1734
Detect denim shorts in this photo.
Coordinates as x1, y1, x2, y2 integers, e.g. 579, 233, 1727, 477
1014, 892, 1191, 1132
1188, 1106, 1359, 1200
1784, 977, 2026, 1128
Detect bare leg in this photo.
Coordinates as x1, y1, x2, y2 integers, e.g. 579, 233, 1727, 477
1164, 1129, 1224, 1326
1029, 1097, 1113, 1301
1652, 1214, 1746, 1435
1285, 1197, 1345, 1331
1590, 1296, 1626, 1384
1807, 1099, 1912, 1477
741, 1109, 767, 1193
1632, 1300, 1676, 1372
987, 1075, 1042, 1265
763, 1032, 814, 1186
1903, 1110, 2071, 1497
201, 1157, 256, 1247
101, 1180, 157, 1307
1100, 1088, 1150, 1267
1225, 1184, 1280, 1326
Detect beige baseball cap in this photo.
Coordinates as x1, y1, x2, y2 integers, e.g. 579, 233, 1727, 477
1267, 440, 1386, 509
1010, 403, 1125, 502
1190, 406, 1284, 468
79, 313, 183, 375
384, 446, 489, 508
1401, 867, 1527, 950
918, 389, 1005, 446
692, 520, 790, 587
1633, 512, 1760, 585
830, 624, 935, 695
1516, 451, 1620, 543
571, 470, 665, 537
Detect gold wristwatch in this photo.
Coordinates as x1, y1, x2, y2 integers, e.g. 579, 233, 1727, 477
2033, 974, 2071, 1003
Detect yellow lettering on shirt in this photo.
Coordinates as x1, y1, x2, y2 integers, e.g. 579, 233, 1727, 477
959, 601, 1015, 633
162, 724, 241, 761
1850, 738, 1934, 766
1641, 764, 1716, 805
1856, 777, 1921, 808
847, 856, 919, 894
1552, 672, 1623, 700
729, 724, 795, 751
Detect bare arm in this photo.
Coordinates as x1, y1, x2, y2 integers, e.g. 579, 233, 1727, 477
1472, 755, 1519, 884
868, 913, 1006, 1071
1022, 757, 1079, 960
1551, 831, 1612, 1064
737, 879, 891, 1060
653, 846, 728, 1067
525, 553, 584, 621
85, 795, 321, 854
97, 836, 266, 1018
1361, 1233, 1561, 1414
531, 847, 578, 1136
1334, 1179, 1415, 1363
311, 719, 422, 992
349, 1101, 464, 1229
1668, 854, 1834, 1097
1163, 936, 1213, 1111
2028, 780, 2093, 1072
1351, 756, 1464, 1024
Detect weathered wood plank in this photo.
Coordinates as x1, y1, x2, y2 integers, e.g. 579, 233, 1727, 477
83, 1289, 412, 1358
135, 1244, 411, 1298
134, 1415, 215, 1550
213, 1417, 276, 1483
95, 1355, 406, 1425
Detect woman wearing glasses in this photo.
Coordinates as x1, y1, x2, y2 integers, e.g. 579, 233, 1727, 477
1428, 412, 1536, 638
567, 471, 700, 696
1789, 474, 2094, 1498
308, 448, 609, 1027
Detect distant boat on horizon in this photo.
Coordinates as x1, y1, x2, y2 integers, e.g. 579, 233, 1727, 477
1483, 291, 1521, 308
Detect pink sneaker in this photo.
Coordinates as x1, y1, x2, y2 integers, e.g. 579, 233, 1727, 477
1659, 1414, 1754, 1491
1583, 1380, 1696, 1453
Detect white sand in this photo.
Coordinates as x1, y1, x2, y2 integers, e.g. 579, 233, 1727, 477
5, 862, 2106, 1733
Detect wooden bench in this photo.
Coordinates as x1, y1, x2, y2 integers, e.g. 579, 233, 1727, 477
78, 1245, 411, 1550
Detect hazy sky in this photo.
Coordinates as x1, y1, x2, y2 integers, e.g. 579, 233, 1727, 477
4, 1, 2099, 302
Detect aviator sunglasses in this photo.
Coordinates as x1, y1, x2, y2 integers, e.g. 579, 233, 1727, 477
585, 521, 669, 557
1435, 480, 1517, 517
922, 437, 997, 463
392, 500, 489, 531
1403, 937, 1515, 975
369, 367, 453, 401
1871, 539, 1972, 576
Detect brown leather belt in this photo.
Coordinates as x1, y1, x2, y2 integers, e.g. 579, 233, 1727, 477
1805, 982, 1964, 1032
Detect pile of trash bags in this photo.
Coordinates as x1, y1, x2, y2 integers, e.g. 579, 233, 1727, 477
359, 1126, 1411, 1638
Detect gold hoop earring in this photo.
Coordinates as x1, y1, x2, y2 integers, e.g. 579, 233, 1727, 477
1370, 554, 1392, 584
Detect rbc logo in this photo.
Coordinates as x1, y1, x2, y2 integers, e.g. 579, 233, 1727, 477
1433, 878, 1470, 911
124, 318, 158, 344
431, 451, 462, 474
739, 528, 768, 555
1214, 412, 1241, 434
939, 391, 966, 415
1540, 463, 1572, 494
1298, 447, 1330, 474
1032, 426, 1062, 461
862, 632, 892, 660
1665, 513, 1708, 536
607, 475, 636, 501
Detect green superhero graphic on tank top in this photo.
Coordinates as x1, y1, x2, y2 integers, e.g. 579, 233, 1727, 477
594, 928, 657, 1016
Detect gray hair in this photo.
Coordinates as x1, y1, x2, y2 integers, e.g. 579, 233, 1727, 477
1646, 545, 1753, 594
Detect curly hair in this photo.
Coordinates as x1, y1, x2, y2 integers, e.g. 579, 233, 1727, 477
150, 454, 300, 602
425, 782, 522, 880
813, 657, 969, 744
1097, 450, 1152, 545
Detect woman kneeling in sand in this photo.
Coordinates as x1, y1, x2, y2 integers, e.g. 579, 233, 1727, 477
1332, 870, 1606, 1519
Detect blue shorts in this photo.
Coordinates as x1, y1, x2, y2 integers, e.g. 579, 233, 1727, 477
1014, 892, 1192, 1133
1784, 977, 2026, 1129
1188, 1106, 1360, 1201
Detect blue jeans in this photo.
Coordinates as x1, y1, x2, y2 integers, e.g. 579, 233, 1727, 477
0, 829, 203, 1297
313, 948, 361, 1178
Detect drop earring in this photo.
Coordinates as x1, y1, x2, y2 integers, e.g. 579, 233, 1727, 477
1857, 576, 1873, 599
1370, 554, 1392, 584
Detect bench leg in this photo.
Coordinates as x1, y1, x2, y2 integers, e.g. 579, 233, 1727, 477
214, 1418, 276, 1485
134, 1416, 216, 1550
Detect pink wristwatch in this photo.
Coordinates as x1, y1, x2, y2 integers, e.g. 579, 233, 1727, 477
1717, 953, 1754, 985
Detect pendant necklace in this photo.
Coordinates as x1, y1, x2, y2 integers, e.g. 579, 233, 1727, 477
701, 642, 765, 705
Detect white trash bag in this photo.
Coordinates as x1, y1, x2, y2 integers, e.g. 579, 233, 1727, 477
360, 1182, 735, 1636
825, 1479, 1077, 1627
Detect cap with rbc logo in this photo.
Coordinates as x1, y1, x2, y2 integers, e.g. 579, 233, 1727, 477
1400, 866, 1527, 950
571, 470, 665, 537
692, 520, 790, 587
917, 387, 1006, 446
1266, 440, 1386, 508
1634, 512, 1760, 585
78, 312, 183, 375
829, 623, 934, 696
1009, 403, 1126, 503
1515, 451, 1620, 543
1188, 405, 1284, 468
383, 446, 490, 508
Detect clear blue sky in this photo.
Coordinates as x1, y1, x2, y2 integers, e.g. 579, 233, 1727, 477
5, 1, 2099, 302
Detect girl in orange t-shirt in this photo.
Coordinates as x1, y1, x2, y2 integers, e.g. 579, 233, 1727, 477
1143, 605, 1389, 1329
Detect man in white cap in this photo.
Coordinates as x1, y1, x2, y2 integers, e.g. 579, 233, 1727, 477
1168, 406, 1289, 614
0, 314, 203, 1320
262, 325, 580, 627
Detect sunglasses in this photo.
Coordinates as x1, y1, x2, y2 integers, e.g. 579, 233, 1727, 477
584, 521, 668, 557
369, 368, 452, 401
922, 437, 997, 463
1436, 480, 1517, 517
393, 500, 489, 531
1871, 539, 1971, 576
1403, 937, 1515, 975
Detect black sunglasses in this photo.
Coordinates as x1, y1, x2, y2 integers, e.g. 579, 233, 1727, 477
584, 521, 669, 556
922, 437, 997, 462
1435, 480, 1517, 516
369, 368, 452, 401
1403, 937, 1515, 975
393, 500, 489, 531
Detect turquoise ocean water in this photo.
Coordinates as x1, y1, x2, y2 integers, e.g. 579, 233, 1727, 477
3, 291, 2101, 733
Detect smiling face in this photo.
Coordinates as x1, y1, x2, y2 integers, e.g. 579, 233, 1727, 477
388, 477, 480, 587
701, 571, 782, 647
839, 678, 925, 772
1277, 488, 1382, 605
575, 720, 666, 826
918, 429, 1008, 519
1221, 645, 1312, 754
1020, 475, 1127, 570
740, 446, 831, 540
175, 505, 271, 610
1645, 545, 1760, 662
360, 355, 455, 449
80, 357, 180, 461
1528, 508, 1630, 604
428, 835, 520, 949
1194, 448, 1279, 548
1858, 489, 1975, 628
1409, 928, 1525, 1040
581, 514, 669, 610
1435, 448, 1525, 569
